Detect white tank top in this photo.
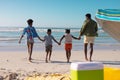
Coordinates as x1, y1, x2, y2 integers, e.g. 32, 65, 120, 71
65, 34, 72, 43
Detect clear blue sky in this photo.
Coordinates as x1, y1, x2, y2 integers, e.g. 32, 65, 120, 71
0, 0, 119, 27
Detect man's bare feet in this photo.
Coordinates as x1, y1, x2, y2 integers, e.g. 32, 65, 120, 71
46, 59, 48, 63
89, 59, 93, 62
85, 57, 88, 61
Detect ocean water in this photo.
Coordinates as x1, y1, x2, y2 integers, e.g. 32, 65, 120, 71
0, 27, 120, 51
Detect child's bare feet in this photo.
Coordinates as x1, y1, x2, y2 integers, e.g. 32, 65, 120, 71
67, 60, 69, 63
46, 59, 48, 63
28, 57, 32, 62
49, 58, 51, 61
49, 60, 52, 63
29, 58, 32, 62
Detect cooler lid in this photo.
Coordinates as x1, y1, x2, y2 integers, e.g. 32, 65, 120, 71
71, 62, 103, 70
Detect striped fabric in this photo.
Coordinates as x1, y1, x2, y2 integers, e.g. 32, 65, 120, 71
97, 9, 120, 17
96, 9, 120, 21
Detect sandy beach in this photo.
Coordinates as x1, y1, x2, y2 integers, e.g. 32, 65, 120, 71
0, 0, 120, 79
0, 45, 120, 79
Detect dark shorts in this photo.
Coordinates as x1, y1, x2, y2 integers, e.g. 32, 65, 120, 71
45, 45, 52, 52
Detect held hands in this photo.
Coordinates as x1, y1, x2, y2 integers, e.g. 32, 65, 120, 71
38, 37, 45, 42
18, 40, 21, 44
78, 36, 81, 40
58, 42, 61, 45
57, 41, 61, 45
41, 39, 45, 42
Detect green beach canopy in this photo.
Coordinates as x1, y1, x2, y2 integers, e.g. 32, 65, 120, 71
96, 9, 120, 42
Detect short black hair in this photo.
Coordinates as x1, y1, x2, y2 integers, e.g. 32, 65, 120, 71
27, 19, 33, 25
47, 29, 51, 32
85, 13, 91, 19
65, 29, 70, 33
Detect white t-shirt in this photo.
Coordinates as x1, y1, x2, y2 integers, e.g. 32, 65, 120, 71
65, 34, 72, 44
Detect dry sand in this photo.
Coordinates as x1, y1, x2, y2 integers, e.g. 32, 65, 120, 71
0, 47, 120, 79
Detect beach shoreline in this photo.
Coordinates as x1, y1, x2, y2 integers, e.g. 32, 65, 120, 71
0, 42, 120, 52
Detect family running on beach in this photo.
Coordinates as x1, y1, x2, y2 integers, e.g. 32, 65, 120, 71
19, 13, 98, 63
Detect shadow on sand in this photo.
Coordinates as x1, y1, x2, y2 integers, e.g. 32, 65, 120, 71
98, 61, 120, 65
29, 59, 71, 64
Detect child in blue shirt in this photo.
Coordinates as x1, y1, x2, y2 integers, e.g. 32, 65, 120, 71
19, 19, 43, 62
